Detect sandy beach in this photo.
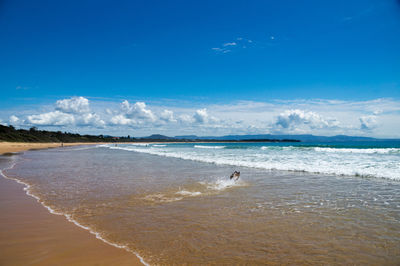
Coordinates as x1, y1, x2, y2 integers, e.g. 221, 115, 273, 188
0, 143, 142, 265
0, 142, 96, 155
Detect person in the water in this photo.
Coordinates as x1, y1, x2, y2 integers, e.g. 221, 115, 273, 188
230, 171, 240, 181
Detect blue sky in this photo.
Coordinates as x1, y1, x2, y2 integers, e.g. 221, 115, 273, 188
1, 0, 400, 137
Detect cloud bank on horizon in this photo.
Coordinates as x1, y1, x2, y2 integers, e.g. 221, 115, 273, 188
2, 97, 399, 138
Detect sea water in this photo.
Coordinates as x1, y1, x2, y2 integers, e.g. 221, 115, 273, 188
2, 141, 400, 264
108, 141, 400, 180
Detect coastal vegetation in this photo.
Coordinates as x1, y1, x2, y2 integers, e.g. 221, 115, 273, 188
0, 125, 300, 143
0, 125, 129, 143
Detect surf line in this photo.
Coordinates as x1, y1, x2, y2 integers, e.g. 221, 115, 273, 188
0, 157, 150, 266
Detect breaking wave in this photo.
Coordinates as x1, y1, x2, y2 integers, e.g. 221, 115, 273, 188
104, 144, 400, 181
194, 145, 226, 149
314, 147, 400, 154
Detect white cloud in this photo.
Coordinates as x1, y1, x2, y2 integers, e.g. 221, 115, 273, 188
4, 97, 400, 138
27, 111, 75, 126
160, 110, 176, 123
22, 97, 105, 128
360, 115, 378, 131
110, 101, 157, 127
373, 110, 382, 115
105, 108, 114, 115
212, 47, 231, 53
275, 109, 338, 131
178, 114, 195, 124
223, 42, 237, 46
56, 96, 90, 114
9, 115, 20, 125
193, 108, 209, 123
177, 108, 219, 125
110, 102, 220, 128
212, 38, 254, 54
77, 113, 105, 128
121, 101, 156, 121
110, 114, 136, 126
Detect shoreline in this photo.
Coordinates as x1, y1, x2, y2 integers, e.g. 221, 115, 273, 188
0, 142, 102, 155
0, 144, 144, 265
0, 140, 301, 156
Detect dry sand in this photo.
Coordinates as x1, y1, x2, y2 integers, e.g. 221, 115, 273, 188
0, 143, 142, 265
0, 142, 95, 155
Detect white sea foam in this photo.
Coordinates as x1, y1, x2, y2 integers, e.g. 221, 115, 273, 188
144, 193, 183, 203
176, 190, 202, 196
200, 178, 246, 191
144, 189, 203, 203
194, 145, 226, 149
261, 146, 284, 150
0, 158, 150, 266
131, 143, 151, 146
104, 144, 400, 181
314, 147, 400, 154
152, 144, 167, 147
143, 179, 244, 204
97, 144, 109, 147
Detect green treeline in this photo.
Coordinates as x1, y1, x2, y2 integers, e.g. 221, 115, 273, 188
0, 125, 132, 143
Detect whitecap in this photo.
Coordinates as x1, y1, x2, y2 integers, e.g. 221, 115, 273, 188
314, 147, 400, 154
194, 145, 226, 149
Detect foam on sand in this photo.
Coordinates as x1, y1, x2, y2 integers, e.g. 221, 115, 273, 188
141, 176, 246, 204
143, 188, 204, 204
200, 178, 247, 191
175, 190, 202, 196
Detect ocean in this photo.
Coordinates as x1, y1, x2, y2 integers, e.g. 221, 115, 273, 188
1, 141, 400, 264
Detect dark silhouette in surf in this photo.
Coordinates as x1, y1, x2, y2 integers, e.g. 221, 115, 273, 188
230, 171, 240, 181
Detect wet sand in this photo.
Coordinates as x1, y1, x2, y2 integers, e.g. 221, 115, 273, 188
0, 175, 142, 266
0, 145, 142, 266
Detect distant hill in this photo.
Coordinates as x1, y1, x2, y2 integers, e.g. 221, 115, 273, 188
141, 134, 175, 140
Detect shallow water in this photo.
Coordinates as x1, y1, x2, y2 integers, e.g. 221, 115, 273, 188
3, 144, 400, 264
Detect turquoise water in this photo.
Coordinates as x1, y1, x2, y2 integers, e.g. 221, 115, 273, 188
107, 141, 400, 180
